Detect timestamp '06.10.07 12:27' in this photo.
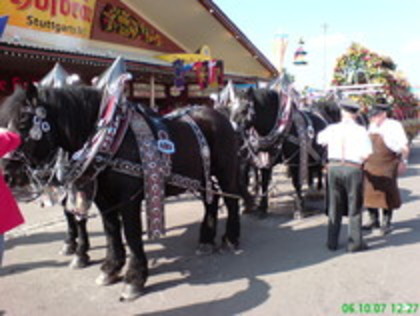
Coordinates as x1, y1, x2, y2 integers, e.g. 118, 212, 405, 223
341, 303, 419, 314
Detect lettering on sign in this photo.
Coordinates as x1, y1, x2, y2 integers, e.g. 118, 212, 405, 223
10, 0, 93, 22
1, 0, 96, 38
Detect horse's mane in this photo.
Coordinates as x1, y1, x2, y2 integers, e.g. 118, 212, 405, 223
37, 85, 102, 120
247, 88, 280, 135
1, 85, 103, 150
249, 88, 279, 109
39, 86, 103, 148
311, 100, 341, 123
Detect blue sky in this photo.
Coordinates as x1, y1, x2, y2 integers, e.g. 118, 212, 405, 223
215, 0, 420, 90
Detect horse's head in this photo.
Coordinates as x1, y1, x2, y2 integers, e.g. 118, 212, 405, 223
229, 88, 282, 137
213, 82, 254, 130
0, 84, 61, 197
228, 88, 257, 130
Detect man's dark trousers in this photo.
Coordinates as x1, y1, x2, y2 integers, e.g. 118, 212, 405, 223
327, 165, 364, 250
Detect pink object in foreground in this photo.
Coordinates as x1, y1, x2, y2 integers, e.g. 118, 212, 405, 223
0, 130, 24, 234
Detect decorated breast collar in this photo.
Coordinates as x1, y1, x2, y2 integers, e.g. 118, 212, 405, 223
249, 91, 294, 151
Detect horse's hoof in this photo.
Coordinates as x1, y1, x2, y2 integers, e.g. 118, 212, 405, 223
59, 243, 76, 256
221, 236, 241, 254
95, 272, 121, 286
196, 243, 216, 255
69, 254, 90, 269
119, 283, 144, 302
293, 212, 303, 220
242, 205, 258, 214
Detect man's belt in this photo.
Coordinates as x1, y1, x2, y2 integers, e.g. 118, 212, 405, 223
328, 159, 362, 168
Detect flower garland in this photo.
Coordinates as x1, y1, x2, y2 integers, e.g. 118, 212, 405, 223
331, 43, 419, 138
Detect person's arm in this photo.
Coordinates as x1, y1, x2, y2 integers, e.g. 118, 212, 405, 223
0, 128, 21, 158
317, 126, 330, 146
360, 129, 373, 162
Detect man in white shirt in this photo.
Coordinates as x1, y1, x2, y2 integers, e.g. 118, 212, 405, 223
363, 102, 410, 235
317, 99, 372, 252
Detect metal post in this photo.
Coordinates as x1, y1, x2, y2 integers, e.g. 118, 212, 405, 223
322, 23, 328, 91
150, 74, 155, 110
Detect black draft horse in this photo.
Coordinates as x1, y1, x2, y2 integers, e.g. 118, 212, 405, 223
0, 84, 241, 301
310, 98, 369, 126
226, 88, 327, 219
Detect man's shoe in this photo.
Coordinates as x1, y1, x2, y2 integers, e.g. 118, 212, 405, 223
347, 242, 369, 253
327, 242, 338, 251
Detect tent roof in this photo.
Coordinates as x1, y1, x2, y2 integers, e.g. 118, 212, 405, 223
122, 0, 278, 79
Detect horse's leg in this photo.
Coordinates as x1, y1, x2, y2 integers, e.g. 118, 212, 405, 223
256, 168, 272, 216
221, 195, 240, 250
317, 166, 324, 191
250, 165, 260, 198
290, 166, 304, 219
307, 165, 322, 194
60, 209, 78, 256
68, 217, 91, 269
197, 193, 220, 255
238, 161, 257, 213
95, 194, 126, 287
308, 167, 315, 191
216, 172, 240, 251
119, 200, 148, 302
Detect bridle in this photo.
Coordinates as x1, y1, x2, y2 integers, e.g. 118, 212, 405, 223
4, 101, 65, 202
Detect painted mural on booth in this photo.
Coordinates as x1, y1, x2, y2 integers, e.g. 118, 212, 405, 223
91, 0, 184, 53
0, 0, 97, 38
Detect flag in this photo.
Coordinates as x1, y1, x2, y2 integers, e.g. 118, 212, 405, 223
0, 16, 9, 38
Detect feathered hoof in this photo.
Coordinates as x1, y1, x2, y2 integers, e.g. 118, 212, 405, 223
59, 243, 76, 256
195, 243, 216, 256
69, 254, 90, 269
119, 283, 144, 302
95, 272, 121, 286
242, 207, 257, 215
220, 237, 241, 254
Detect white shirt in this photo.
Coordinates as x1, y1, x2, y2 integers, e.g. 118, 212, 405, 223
368, 118, 408, 153
317, 118, 372, 164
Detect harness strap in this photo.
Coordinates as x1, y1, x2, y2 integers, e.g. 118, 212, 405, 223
130, 110, 166, 239
105, 157, 241, 200
182, 113, 213, 204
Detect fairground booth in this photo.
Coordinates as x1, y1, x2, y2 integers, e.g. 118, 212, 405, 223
0, 0, 278, 113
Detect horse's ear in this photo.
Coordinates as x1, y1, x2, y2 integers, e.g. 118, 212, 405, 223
245, 86, 254, 97
26, 82, 39, 106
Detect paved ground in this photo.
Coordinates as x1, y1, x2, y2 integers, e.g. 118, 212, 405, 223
1, 137, 420, 316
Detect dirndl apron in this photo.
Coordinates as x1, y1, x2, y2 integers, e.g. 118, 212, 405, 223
363, 133, 401, 210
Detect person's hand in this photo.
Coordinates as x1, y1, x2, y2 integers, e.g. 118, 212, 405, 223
398, 161, 407, 175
